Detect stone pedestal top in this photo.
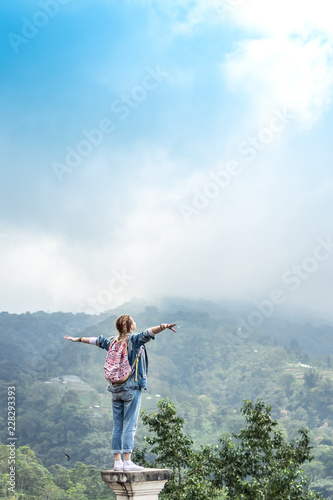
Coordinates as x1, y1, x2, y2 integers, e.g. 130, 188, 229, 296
101, 468, 171, 484
101, 468, 172, 499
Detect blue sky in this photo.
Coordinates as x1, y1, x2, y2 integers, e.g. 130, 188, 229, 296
1, 0, 333, 321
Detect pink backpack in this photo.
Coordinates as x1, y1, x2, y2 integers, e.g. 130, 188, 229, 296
104, 337, 142, 384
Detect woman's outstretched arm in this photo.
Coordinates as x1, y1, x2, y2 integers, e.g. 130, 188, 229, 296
150, 323, 176, 334
64, 335, 97, 344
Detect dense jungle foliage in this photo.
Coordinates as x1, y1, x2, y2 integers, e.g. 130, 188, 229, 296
1, 299, 333, 498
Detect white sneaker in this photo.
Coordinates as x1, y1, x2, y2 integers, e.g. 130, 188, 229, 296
113, 460, 123, 471
123, 460, 144, 471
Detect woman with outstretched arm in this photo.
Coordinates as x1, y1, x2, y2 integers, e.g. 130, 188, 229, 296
65, 314, 176, 471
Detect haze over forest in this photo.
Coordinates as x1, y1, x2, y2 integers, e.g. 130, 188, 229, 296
1, 298, 333, 497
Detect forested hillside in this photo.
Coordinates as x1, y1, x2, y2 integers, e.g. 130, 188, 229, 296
1, 300, 333, 498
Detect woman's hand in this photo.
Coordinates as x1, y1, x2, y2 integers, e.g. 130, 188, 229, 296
162, 323, 177, 332
64, 335, 79, 342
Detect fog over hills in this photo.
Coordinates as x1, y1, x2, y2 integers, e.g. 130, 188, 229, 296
1, 297, 333, 496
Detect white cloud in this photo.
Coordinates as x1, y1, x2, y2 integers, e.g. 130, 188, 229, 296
223, 35, 333, 127
0, 232, 89, 312
2, 157, 333, 319
148, 0, 333, 38
225, 1, 333, 127
157, 0, 333, 127
98, 154, 333, 316
228, 0, 333, 39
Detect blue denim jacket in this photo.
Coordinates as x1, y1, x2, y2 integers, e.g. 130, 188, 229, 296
96, 329, 155, 392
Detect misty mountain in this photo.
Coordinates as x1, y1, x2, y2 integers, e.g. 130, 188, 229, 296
1, 298, 332, 496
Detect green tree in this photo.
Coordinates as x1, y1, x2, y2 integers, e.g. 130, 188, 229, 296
65, 482, 87, 499
0, 443, 64, 499
133, 398, 227, 499
135, 398, 324, 500
137, 398, 194, 498
304, 370, 321, 389
68, 461, 111, 499
212, 400, 323, 499
49, 463, 71, 491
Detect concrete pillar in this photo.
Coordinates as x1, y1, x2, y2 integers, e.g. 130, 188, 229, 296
101, 468, 171, 500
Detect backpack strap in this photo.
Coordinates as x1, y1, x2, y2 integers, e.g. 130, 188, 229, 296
132, 346, 143, 382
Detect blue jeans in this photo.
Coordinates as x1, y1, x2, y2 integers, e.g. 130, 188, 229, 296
111, 388, 142, 454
